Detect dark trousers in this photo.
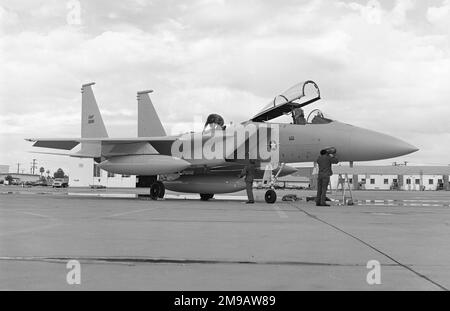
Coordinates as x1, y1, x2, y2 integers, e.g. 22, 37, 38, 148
316, 175, 330, 205
246, 181, 254, 202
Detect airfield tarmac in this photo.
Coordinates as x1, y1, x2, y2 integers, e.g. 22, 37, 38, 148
0, 186, 449, 290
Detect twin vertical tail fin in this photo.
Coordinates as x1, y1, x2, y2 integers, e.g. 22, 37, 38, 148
81, 83, 108, 138
77, 82, 108, 159
137, 90, 166, 137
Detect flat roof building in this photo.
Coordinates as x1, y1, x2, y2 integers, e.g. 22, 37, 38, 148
329, 165, 450, 191
277, 165, 450, 191
0, 173, 40, 183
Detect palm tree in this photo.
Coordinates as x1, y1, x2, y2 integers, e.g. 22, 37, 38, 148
39, 167, 45, 177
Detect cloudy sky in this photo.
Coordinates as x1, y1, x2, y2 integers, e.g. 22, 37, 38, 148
0, 0, 449, 174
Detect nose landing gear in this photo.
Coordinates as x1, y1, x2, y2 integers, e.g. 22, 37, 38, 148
261, 163, 286, 204
264, 189, 277, 204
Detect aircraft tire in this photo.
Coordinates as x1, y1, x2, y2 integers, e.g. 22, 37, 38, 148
200, 193, 214, 201
157, 181, 165, 198
265, 190, 277, 204
150, 183, 160, 200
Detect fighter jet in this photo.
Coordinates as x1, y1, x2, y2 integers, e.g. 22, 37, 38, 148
26, 81, 418, 203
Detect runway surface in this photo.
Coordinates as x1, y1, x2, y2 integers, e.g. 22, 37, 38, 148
1, 186, 449, 290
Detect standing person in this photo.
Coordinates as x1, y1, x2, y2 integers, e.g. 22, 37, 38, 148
337, 174, 345, 191
240, 160, 256, 204
316, 148, 339, 206
204, 113, 225, 131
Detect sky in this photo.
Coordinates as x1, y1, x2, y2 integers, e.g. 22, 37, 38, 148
0, 0, 449, 175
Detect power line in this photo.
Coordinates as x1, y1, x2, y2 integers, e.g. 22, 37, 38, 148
30, 159, 37, 175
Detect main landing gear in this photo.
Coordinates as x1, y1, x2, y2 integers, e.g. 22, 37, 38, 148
150, 181, 165, 200
200, 193, 214, 201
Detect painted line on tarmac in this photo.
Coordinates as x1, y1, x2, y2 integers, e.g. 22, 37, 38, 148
343, 199, 450, 207
14, 211, 58, 220
289, 203, 449, 291
106, 208, 157, 218
0, 256, 401, 267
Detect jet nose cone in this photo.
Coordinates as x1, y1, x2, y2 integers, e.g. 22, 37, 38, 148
398, 141, 419, 155
349, 127, 419, 161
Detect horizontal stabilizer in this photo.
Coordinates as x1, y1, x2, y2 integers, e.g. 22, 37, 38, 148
28, 139, 80, 150
29, 150, 72, 156
28, 150, 96, 158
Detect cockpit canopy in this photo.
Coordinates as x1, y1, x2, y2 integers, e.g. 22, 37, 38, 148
250, 80, 332, 124
307, 109, 333, 124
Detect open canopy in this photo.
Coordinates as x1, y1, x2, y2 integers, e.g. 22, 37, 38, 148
250, 80, 321, 122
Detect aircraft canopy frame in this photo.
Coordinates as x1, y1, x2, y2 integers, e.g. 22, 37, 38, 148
251, 80, 321, 122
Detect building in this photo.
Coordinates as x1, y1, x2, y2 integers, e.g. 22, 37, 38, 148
0, 173, 40, 183
68, 158, 136, 188
329, 165, 450, 191
281, 165, 450, 191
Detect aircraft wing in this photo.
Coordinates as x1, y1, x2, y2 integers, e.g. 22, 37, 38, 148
250, 80, 321, 122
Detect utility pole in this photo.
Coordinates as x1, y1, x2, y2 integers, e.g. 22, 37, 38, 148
30, 159, 37, 175
16, 162, 21, 174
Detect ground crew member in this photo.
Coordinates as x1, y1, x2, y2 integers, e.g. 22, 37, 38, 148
240, 161, 256, 204
337, 174, 345, 190
204, 113, 225, 130
316, 148, 339, 206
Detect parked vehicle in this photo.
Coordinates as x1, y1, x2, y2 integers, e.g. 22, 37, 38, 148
53, 177, 69, 188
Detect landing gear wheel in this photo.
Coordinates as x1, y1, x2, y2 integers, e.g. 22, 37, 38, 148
265, 189, 277, 204
200, 193, 214, 201
150, 182, 165, 200
157, 181, 165, 198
